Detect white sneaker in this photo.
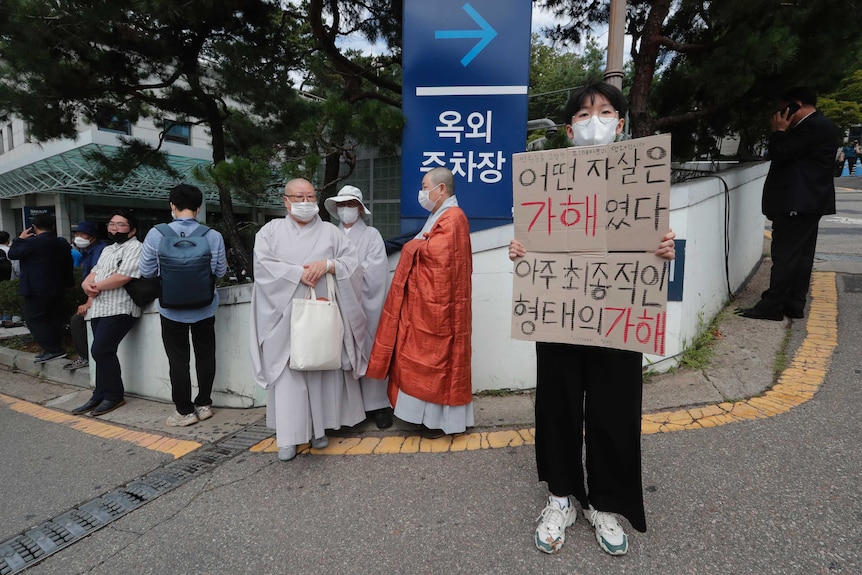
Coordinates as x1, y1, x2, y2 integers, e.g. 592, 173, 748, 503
166, 411, 199, 427
535, 496, 576, 554
194, 405, 213, 421
584, 505, 629, 555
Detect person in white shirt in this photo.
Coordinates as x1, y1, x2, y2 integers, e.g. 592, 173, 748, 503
69, 210, 142, 417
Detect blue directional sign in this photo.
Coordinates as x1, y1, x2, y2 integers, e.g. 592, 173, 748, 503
401, 0, 532, 233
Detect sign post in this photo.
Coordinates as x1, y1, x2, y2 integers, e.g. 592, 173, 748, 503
401, 0, 532, 233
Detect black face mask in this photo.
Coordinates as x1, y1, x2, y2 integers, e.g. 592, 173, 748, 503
107, 232, 131, 244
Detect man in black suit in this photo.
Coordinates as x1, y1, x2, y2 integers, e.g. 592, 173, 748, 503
739, 87, 838, 321
8, 214, 75, 362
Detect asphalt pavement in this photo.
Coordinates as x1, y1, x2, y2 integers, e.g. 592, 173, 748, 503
0, 182, 860, 574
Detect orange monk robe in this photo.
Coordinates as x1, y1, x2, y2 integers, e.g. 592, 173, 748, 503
366, 207, 473, 407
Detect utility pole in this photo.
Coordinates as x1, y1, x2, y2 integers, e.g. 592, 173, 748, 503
604, 0, 625, 89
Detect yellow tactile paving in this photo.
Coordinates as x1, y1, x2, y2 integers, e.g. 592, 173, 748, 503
0, 394, 200, 459
1, 270, 837, 460
253, 271, 838, 456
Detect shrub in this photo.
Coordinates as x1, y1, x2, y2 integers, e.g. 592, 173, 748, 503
0, 270, 87, 318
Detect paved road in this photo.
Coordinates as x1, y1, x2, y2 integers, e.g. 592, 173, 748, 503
1, 186, 860, 574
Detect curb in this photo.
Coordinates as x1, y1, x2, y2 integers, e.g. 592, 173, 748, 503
252, 271, 838, 455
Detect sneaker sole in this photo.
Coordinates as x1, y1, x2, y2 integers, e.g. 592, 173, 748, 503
596, 534, 628, 556
166, 416, 199, 427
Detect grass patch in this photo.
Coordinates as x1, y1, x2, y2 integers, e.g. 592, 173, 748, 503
677, 313, 722, 371
773, 327, 792, 376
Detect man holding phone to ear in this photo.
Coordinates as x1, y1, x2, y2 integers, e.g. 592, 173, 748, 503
8, 215, 75, 362
738, 86, 838, 321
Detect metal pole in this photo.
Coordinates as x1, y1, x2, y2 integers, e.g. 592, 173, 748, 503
604, 0, 625, 89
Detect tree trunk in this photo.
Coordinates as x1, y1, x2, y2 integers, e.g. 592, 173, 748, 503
210, 113, 253, 281
628, 0, 672, 138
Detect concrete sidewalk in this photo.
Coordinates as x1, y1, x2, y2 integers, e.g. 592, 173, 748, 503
0, 251, 794, 447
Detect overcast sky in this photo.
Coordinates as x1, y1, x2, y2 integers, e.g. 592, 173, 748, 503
336, 4, 612, 56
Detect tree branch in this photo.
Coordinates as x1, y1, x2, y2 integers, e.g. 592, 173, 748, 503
307, 0, 401, 97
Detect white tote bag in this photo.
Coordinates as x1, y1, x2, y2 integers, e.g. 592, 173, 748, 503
289, 273, 345, 371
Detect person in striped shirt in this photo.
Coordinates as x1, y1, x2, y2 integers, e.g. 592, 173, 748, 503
70, 209, 143, 417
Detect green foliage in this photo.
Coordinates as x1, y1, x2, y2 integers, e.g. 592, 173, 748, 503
529, 35, 606, 123
678, 313, 720, 371
536, 0, 862, 158
0, 271, 86, 319
0, 280, 23, 318
819, 97, 862, 136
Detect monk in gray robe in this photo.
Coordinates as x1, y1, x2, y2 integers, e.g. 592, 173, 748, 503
324, 185, 392, 428
249, 178, 368, 462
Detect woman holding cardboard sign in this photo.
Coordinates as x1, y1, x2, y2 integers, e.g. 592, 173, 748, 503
509, 83, 675, 557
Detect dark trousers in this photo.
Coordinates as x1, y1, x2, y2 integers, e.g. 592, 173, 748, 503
845, 157, 857, 174
70, 313, 88, 360
89, 315, 137, 402
760, 213, 821, 315
534, 342, 647, 532
160, 315, 216, 415
23, 295, 66, 354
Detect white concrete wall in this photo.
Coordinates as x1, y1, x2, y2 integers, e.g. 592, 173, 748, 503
87, 161, 769, 404
108, 284, 266, 408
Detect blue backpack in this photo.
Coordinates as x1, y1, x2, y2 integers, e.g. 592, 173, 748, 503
156, 223, 215, 309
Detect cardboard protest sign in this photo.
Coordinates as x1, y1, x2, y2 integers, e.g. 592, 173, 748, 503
511, 134, 672, 355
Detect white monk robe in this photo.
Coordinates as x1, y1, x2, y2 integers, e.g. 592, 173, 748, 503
249, 215, 368, 447
339, 218, 389, 412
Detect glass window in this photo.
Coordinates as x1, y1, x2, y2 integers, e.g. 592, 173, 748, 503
163, 121, 191, 145
96, 116, 132, 136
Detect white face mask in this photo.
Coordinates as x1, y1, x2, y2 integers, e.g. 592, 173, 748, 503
337, 206, 360, 225
417, 184, 440, 212
570, 116, 619, 146
73, 237, 92, 249
290, 201, 319, 222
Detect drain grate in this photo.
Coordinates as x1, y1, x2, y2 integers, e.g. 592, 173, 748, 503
0, 420, 274, 574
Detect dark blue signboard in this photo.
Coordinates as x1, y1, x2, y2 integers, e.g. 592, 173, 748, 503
402, 0, 532, 233
23, 205, 54, 229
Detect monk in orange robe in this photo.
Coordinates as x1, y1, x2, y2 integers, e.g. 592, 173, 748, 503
366, 167, 473, 436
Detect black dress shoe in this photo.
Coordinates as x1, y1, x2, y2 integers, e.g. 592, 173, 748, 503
70, 397, 101, 415
736, 307, 784, 321
90, 398, 126, 417
420, 425, 447, 439
372, 408, 393, 429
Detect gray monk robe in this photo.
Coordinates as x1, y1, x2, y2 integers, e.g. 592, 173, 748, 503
339, 218, 390, 412
249, 216, 369, 447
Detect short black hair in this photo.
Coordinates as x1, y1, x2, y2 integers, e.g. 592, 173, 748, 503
32, 214, 56, 232
0, 232, 9, 244
111, 208, 138, 232
779, 86, 817, 107
169, 184, 203, 211
564, 82, 628, 122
